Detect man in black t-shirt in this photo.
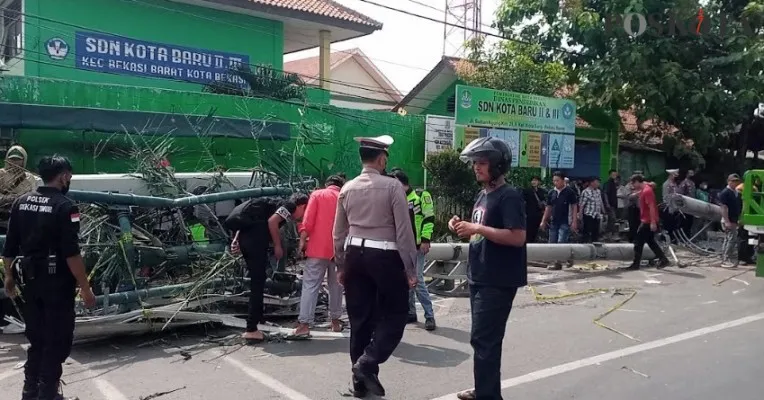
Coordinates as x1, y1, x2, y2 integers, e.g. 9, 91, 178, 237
225, 193, 308, 342
717, 174, 752, 266
450, 137, 526, 400
540, 171, 579, 244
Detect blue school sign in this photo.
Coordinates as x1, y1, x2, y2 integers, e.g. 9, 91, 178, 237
74, 31, 250, 85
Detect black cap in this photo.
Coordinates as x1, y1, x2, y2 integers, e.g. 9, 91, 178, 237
728, 173, 741, 182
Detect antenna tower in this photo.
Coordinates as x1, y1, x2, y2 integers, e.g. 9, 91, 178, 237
442, 0, 482, 57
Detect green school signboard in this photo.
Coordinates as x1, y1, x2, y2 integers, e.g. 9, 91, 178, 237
453, 85, 576, 134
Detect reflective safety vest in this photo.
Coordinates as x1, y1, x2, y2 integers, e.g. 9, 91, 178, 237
412, 188, 435, 244
189, 223, 209, 246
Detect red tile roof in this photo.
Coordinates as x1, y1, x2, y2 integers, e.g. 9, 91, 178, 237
283, 49, 353, 80
247, 0, 382, 28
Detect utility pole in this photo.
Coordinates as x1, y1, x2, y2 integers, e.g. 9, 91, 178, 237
442, 0, 482, 57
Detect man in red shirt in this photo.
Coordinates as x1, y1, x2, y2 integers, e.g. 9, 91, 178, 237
625, 174, 670, 270
295, 175, 346, 336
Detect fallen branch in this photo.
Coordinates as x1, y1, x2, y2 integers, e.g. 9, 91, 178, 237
713, 268, 755, 286
139, 386, 186, 400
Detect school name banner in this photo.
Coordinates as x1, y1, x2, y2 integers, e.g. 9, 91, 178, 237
453, 85, 577, 135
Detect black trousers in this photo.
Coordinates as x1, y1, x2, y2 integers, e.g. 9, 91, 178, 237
627, 206, 640, 242
681, 215, 694, 238
660, 208, 680, 242
344, 246, 409, 375
470, 285, 518, 400
633, 223, 668, 265
582, 215, 601, 242
22, 284, 76, 400
241, 238, 268, 332
738, 226, 755, 262
526, 215, 541, 243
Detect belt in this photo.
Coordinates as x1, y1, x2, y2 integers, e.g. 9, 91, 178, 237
346, 237, 398, 251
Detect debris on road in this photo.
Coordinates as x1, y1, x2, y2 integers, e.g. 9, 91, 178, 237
139, 386, 187, 400
621, 365, 650, 378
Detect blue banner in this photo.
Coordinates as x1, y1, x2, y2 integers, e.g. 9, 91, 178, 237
74, 31, 250, 85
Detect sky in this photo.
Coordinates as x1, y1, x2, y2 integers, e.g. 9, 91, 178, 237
284, 0, 502, 95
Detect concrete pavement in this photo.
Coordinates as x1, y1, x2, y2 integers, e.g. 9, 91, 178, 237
1, 261, 763, 400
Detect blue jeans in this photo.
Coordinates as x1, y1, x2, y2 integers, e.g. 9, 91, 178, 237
548, 223, 571, 243
408, 251, 434, 319
470, 285, 518, 399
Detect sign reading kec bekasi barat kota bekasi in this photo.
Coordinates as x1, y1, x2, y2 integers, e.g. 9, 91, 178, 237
74, 31, 251, 85
454, 85, 576, 135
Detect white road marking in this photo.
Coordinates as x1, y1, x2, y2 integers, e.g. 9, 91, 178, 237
92, 377, 129, 400
224, 355, 313, 400
731, 278, 750, 286
0, 368, 22, 382
67, 359, 129, 400
701, 300, 718, 305
430, 311, 764, 400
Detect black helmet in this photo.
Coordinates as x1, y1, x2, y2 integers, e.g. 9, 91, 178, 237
460, 137, 512, 181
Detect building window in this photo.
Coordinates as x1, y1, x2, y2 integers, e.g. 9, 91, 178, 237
1, 0, 22, 63
446, 94, 455, 113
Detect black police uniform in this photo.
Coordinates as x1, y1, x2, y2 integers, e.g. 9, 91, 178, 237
2, 187, 81, 400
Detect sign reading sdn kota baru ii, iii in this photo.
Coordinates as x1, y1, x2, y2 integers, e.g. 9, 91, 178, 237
454, 85, 576, 135
74, 31, 251, 85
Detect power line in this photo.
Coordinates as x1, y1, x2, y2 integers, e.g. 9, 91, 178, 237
401, 0, 499, 34
357, 0, 587, 59
7, 10, 449, 109
3, 50, 456, 141
130, 0, 434, 75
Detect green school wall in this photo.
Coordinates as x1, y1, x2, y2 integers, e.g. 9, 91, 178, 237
0, 76, 426, 186
24, 0, 284, 91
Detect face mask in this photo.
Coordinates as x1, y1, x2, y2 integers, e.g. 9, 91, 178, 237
61, 179, 71, 195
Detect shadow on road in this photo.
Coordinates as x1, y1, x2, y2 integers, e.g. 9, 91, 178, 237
259, 335, 348, 357
428, 326, 471, 343
393, 342, 470, 368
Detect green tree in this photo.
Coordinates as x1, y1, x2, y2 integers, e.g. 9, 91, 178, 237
458, 40, 569, 97
488, 0, 764, 170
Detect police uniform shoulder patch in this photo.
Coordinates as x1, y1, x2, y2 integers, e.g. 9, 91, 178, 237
70, 212, 80, 223
422, 194, 433, 204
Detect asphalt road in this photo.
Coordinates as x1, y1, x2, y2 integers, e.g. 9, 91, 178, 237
1, 260, 763, 400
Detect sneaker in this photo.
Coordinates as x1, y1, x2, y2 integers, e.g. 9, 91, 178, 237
623, 263, 640, 271
350, 376, 367, 398
424, 317, 436, 331
656, 259, 670, 269
456, 389, 476, 400
407, 314, 418, 324
2, 324, 24, 334
547, 262, 562, 271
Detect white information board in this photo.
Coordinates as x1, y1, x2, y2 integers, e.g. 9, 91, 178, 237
424, 115, 455, 188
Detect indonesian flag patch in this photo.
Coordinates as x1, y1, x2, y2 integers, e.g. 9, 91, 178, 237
70, 213, 80, 223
